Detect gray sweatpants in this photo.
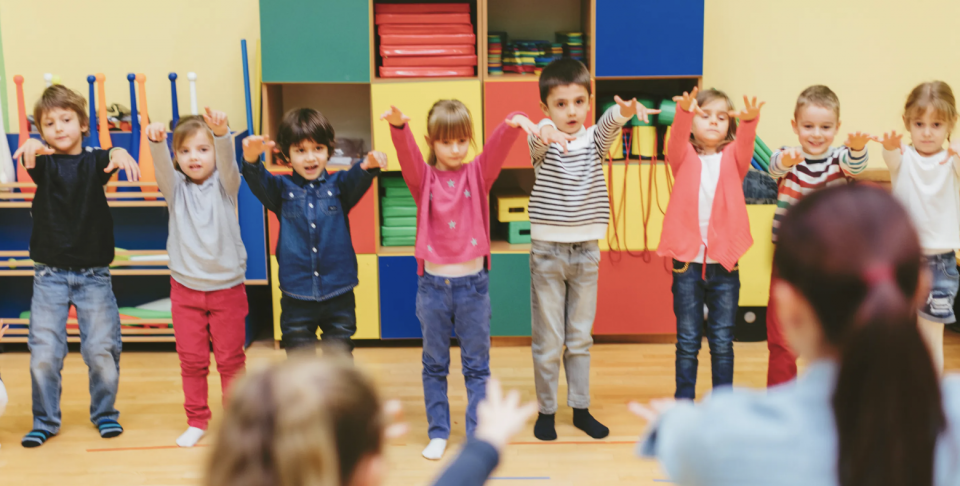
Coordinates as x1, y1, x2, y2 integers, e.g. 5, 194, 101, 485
530, 240, 600, 414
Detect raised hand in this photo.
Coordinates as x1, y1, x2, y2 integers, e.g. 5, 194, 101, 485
380, 105, 410, 128
672, 86, 700, 113
361, 150, 388, 170
202, 107, 229, 137
540, 124, 578, 154
13, 139, 55, 169
105, 148, 141, 182
506, 114, 539, 138
382, 399, 408, 440
615, 95, 662, 124
730, 96, 765, 122
145, 122, 167, 143
242, 135, 276, 163
941, 146, 959, 166
628, 398, 679, 425
844, 131, 872, 152
875, 131, 903, 152
781, 147, 804, 168
474, 377, 538, 451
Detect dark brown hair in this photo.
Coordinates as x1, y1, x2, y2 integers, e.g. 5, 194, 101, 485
34, 84, 90, 138
276, 108, 336, 166
206, 358, 384, 486
171, 115, 214, 174
539, 58, 591, 104
795, 84, 840, 119
774, 184, 944, 486
690, 88, 737, 154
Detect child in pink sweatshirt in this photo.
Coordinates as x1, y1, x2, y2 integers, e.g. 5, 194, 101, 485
381, 101, 535, 460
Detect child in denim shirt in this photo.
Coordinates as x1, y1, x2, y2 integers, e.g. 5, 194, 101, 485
241, 108, 386, 355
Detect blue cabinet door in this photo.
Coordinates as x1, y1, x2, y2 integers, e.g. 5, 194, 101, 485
378, 256, 422, 339
595, 0, 704, 77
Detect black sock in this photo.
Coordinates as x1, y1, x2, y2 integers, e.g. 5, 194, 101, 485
97, 419, 124, 438
22, 429, 54, 448
533, 412, 557, 441
573, 408, 609, 439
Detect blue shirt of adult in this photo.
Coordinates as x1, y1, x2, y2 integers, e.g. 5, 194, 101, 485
241, 160, 378, 301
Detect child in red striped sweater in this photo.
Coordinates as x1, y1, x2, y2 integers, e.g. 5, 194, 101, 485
765, 85, 872, 386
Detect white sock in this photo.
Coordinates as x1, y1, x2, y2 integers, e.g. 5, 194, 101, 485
0, 379, 8, 418
176, 426, 206, 448
422, 438, 447, 460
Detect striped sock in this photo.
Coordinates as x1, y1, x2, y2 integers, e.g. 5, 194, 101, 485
97, 419, 124, 438
21, 429, 54, 448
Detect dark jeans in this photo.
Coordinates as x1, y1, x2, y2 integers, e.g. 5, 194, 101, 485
672, 260, 739, 399
416, 271, 491, 440
279, 291, 356, 357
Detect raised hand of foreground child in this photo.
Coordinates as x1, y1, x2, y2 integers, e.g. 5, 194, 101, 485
105, 148, 141, 182
12, 139, 55, 169
875, 131, 903, 153
539, 125, 578, 154
672, 86, 702, 114
781, 147, 804, 168
506, 114, 539, 137
361, 151, 388, 170
730, 96, 765, 122
380, 105, 411, 128
474, 377, 538, 451
145, 122, 167, 143
628, 398, 679, 425
615, 95, 661, 124
844, 132, 872, 152
242, 135, 276, 163
202, 107, 229, 137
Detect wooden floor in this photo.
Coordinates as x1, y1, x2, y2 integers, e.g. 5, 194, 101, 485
2, 334, 959, 485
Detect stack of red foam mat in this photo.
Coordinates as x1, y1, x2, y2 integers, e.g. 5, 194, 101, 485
376, 3, 477, 78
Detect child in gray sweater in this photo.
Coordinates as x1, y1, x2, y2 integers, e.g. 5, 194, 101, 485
146, 108, 248, 448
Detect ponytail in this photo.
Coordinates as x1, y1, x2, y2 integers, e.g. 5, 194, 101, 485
774, 185, 946, 486
834, 270, 944, 486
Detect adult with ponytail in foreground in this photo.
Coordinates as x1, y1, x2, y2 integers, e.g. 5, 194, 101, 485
633, 184, 960, 486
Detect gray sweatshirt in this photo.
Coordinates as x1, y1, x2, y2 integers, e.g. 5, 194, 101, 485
150, 134, 247, 291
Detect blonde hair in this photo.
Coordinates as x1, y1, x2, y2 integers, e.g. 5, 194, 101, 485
795, 85, 840, 119
426, 100, 474, 166
690, 88, 738, 154
171, 115, 215, 173
206, 358, 384, 486
903, 81, 958, 135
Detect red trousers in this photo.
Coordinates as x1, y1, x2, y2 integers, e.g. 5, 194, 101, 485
170, 279, 248, 429
766, 266, 797, 386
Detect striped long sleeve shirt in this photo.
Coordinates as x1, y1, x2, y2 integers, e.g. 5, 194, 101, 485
527, 105, 631, 242
769, 146, 867, 241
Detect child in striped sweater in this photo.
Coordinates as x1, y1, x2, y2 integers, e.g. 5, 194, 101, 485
765, 85, 871, 386
526, 58, 657, 441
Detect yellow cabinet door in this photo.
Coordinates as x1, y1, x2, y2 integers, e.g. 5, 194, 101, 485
372, 80, 483, 171
271, 254, 381, 341
600, 162, 673, 252
739, 205, 776, 307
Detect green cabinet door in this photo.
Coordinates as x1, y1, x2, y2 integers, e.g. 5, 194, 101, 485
489, 254, 531, 336
260, 0, 370, 82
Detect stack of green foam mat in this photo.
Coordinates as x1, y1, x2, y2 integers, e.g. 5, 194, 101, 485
753, 136, 773, 172
380, 177, 417, 246
630, 98, 657, 127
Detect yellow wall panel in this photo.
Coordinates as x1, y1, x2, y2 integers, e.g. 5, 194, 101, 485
371, 80, 483, 171
739, 205, 776, 307
600, 162, 672, 252
271, 255, 380, 341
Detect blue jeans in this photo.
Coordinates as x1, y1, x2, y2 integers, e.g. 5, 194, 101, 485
29, 265, 122, 434
279, 291, 356, 356
672, 260, 739, 399
416, 271, 491, 440
919, 252, 960, 324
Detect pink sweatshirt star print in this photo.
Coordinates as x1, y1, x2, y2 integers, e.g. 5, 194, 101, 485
390, 112, 525, 276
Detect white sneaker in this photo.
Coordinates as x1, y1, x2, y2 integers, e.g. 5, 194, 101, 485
422, 438, 448, 460
176, 426, 206, 447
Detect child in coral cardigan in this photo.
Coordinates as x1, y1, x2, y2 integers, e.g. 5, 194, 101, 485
658, 87, 763, 399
